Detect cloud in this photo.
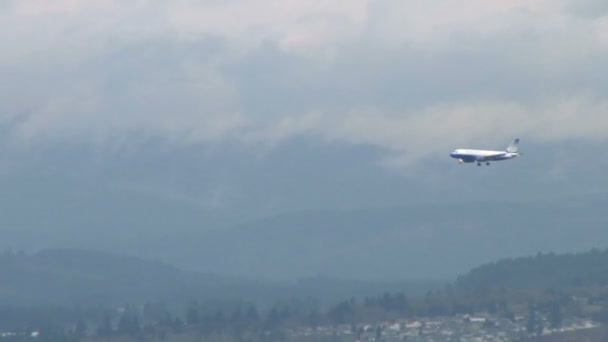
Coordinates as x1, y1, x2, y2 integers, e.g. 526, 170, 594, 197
1, 0, 607, 161
245, 94, 608, 166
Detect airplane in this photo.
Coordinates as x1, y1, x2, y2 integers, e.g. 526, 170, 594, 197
450, 138, 520, 166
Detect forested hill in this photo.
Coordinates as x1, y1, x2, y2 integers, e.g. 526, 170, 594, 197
0, 248, 273, 306
455, 248, 608, 293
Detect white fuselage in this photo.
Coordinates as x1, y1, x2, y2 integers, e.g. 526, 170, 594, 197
450, 138, 520, 165
450, 149, 518, 164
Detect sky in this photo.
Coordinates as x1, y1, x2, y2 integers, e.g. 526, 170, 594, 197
1, 1, 608, 278
1, 0, 607, 157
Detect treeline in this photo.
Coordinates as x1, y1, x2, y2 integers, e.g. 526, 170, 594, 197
6, 248, 608, 340
0, 284, 600, 341
0, 293, 418, 341
0, 290, 577, 341
455, 248, 608, 293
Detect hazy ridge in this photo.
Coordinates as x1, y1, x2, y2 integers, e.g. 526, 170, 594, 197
0, 248, 440, 307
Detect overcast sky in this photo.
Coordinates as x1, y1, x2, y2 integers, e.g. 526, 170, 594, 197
1, 0, 607, 162
0, 0, 608, 216
2, 1, 608, 278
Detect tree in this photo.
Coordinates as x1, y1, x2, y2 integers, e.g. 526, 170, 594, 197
307, 310, 321, 329
328, 300, 354, 324
394, 293, 409, 313
245, 305, 259, 322
526, 303, 537, 336
186, 306, 200, 325
96, 314, 113, 337
548, 302, 563, 329
75, 320, 87, 338
117, 312, 140, 337
382, 292, 392, 310
230, 307, 243, 323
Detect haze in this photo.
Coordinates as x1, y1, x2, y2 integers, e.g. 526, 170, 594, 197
1, 0, 608, 281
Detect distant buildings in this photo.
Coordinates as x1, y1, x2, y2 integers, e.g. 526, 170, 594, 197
287, 314, 600, 342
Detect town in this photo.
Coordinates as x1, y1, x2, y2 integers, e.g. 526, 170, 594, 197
288, 315, 599, 341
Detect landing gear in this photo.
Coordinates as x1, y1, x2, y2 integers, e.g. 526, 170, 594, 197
477, 162, 481, 166
486, 162, 490, 166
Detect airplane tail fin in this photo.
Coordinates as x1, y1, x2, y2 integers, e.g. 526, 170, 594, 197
506, 138, 520, 153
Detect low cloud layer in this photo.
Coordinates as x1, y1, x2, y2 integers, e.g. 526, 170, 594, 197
1, 0, 607, 161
